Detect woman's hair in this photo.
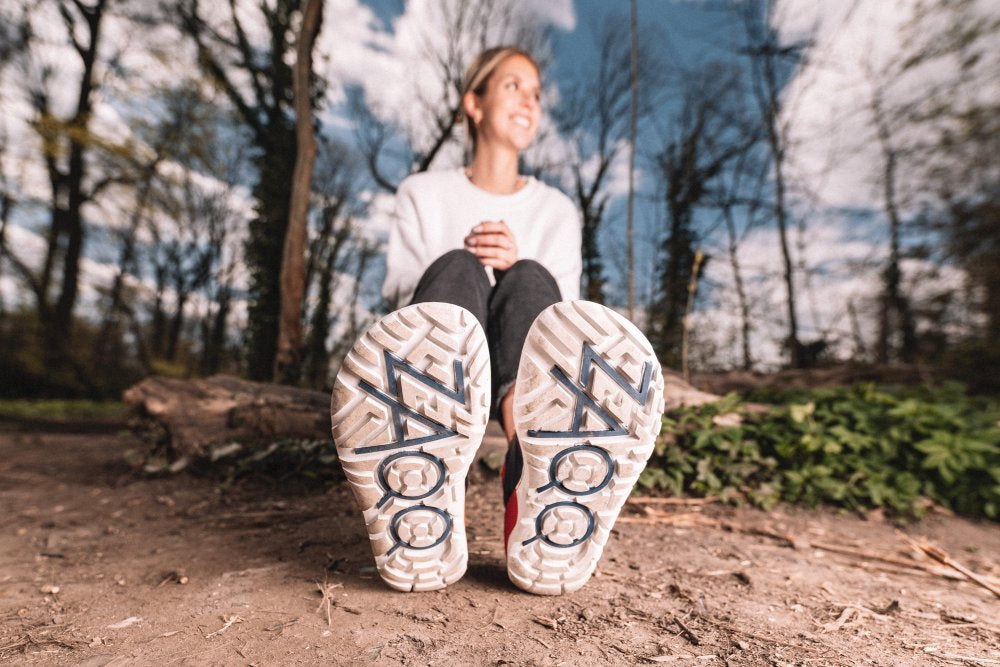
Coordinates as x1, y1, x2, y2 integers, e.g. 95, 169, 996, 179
460, 46, 540, 153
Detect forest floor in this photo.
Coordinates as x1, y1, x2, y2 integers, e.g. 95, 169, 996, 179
1, 418, 998, 666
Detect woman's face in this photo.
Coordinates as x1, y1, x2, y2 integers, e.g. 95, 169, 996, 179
469, 54, 542, 153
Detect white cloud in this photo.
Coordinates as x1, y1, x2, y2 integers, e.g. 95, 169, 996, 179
774, 0, 1000, 211
357, 189, 396, 242
320, 0, 575, 169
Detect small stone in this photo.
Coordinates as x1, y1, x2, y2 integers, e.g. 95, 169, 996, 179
39, 585, 60, 594
581, 608, 596, 621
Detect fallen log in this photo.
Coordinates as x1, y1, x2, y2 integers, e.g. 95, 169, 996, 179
123, 374, 331, 459
123, 368, 721, 460
661, 369, 721, 411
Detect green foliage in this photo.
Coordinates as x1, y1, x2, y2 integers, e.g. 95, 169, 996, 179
0, 310, 145, 399
0, 399, 127, 421
640, 383, 1000, 519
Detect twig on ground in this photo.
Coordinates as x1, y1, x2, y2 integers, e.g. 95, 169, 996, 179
628, 512, 1000, 593
0, 632, 84, 655
818, 605, 890, 633
157, 570, 189, 587
809, 541, 964, 581
264, 618, 300, 632
922, 648, 1000, 665
617, 513, 714, 526
673, 617, 701, 645
694, 615, 801, 650
901, 534, 1000, 599
628, 496, 720, 506
204, 615, 243, 639
338, 603, 363, 615
316, 580, 336, 626
488, 605, 507, 630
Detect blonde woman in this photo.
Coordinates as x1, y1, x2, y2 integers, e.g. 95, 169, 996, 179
331, 47, 664, 595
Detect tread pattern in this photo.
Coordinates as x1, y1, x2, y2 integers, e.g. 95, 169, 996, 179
507, 301, 664, 595
331, 303, 489, 592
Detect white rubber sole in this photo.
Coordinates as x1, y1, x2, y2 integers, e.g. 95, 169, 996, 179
506, 301, 664, 595
330, 303, 490, 592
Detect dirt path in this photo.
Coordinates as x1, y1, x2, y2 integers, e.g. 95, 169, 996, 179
1, 422, 998, 666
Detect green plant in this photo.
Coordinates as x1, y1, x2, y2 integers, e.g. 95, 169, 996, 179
0, 399, 127, 421
640, 383, 1000, 519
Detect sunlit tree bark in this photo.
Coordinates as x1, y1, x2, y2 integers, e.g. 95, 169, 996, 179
275, 0, 324, 384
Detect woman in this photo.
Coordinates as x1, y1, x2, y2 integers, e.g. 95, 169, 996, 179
331, 47, 664, 595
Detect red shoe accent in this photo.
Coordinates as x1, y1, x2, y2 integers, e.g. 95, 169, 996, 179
503, 492, 518, 550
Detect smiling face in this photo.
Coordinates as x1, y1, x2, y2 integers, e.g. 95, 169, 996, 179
464, 54, 542, 155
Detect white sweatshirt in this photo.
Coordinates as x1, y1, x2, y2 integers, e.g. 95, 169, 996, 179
382, 168, 582, 306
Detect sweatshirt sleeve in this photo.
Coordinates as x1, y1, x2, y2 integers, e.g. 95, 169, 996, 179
381, 180, 426, 306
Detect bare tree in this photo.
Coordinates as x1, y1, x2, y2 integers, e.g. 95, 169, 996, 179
552, 15, 663, 304
739, 0, 808, 367
145, 168, 230, 366
707, 141, 767, 371
864, 70, 917, 363
92, 83, 206, 371
0, 12, 29, 319
175, 0, 302, 380
12, 0, 114, 363
896, 0, 1000, 353
648, 62, 756, 367
300, 137, 367, 389
275, 0, 324, 384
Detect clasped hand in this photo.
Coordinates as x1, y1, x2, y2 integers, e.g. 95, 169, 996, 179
464, 220, 518, 271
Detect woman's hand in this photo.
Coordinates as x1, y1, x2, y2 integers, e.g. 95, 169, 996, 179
464, 220, 518, 271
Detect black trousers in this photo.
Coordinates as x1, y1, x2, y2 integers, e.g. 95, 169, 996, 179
410, 249, 562, 413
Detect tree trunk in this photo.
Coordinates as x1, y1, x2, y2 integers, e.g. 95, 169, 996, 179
771, 141, 801, 367
0, 190, 10, 317
40, 0, 107, 360
275, 0, 324, 384
723, 206, 753, 370
95, 161, 158, 370
743, 1, 804, 369
871, 93, 916, 363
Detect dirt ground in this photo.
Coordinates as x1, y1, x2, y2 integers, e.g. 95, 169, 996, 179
1, 420, 998, 666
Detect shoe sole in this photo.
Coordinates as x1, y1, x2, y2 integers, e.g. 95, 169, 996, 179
507, 301, 664, 595
330, 303, 490, 592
